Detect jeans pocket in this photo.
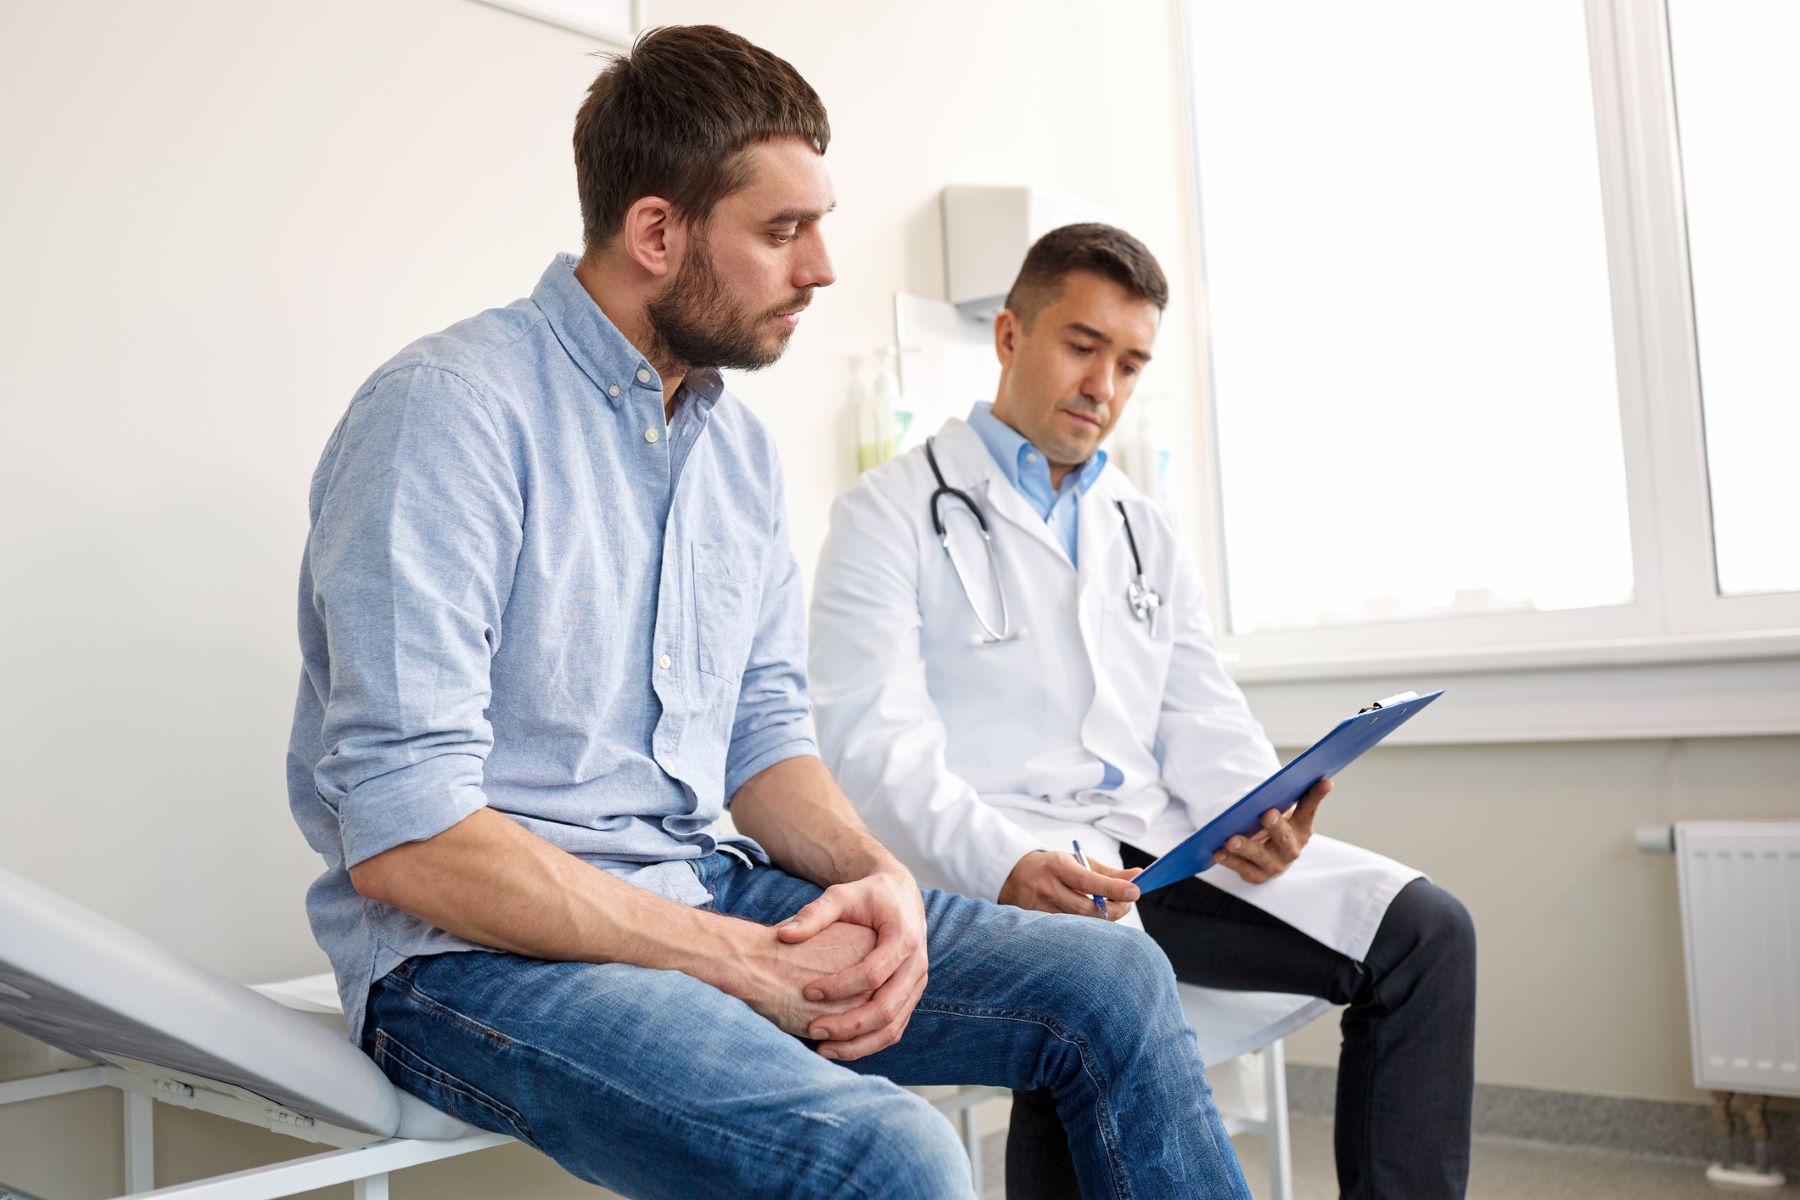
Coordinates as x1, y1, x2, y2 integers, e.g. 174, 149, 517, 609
371, 1028, 534, 1144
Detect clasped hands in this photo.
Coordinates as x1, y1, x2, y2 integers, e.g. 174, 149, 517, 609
733, 866, 928, 1063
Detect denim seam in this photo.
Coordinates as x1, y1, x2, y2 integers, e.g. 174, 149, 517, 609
912, 999, 1133, 1200
516, 1039, 883, 1200
373, 1030, 535, 1144
392, 976, 520, 1047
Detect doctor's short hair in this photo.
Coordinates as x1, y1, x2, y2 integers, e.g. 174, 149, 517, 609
574, 25, 831, 248
1004, 223, 1169, 328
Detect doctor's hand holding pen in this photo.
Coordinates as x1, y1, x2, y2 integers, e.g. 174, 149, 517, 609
998, 848, 1143, 921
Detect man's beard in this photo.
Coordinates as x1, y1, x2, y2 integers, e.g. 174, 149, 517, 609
645, 240, 808, 373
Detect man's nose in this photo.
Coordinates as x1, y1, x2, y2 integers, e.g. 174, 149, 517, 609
1083, 362, 1116, 407
796, 230, 835, 290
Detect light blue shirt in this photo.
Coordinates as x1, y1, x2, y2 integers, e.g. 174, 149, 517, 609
966, 402, 1108, 567
287, 254, 816, 1043
965, 402, 1122, 789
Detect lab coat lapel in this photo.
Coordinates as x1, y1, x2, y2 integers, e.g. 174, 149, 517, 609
1075, 483, 1127, 595
1072, 483, 1127, 687
928, 419, 1071, 569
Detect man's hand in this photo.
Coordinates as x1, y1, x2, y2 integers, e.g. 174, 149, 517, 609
998, 850, 1141, 920
1213, 778, 1332, 883
723, 919, 878, 1040
773, 867, 929, 1061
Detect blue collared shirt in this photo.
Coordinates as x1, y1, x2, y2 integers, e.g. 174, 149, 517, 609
287, 254, 816, 1043
965, 402, 1123, 789
965, 402, 1108, 567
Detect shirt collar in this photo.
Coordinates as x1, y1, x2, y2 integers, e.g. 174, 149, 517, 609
532, 252, 723, 412
966, 402, 1108, 499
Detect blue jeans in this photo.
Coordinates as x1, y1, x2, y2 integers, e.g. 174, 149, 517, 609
362, 853, 1250, 1200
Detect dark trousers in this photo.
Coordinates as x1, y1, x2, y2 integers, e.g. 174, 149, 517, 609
1006, 852, 1477, 1199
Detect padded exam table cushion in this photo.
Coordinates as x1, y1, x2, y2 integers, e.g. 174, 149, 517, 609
0, 865, 467, 1139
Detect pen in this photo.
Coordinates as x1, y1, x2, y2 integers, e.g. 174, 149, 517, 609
1071, 839, 1108, 919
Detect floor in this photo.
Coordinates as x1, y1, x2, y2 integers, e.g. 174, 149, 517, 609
978, 1112, 1797, 1199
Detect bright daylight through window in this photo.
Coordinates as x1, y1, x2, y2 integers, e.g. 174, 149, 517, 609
1667, 0, 1800, 598
1187, 2, 1634, 638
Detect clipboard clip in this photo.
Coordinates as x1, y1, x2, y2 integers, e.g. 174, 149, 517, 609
1358, 690, 1420, 714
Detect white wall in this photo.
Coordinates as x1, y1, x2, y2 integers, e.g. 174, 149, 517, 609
0, 0, 1209, 977
0, 1, 1205, 1194
3, 1, 1797, 1196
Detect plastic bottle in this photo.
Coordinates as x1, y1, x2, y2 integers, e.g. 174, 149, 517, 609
856, 347, 911, 471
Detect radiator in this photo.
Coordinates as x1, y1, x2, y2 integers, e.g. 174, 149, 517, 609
1675, 820, 1800, 1098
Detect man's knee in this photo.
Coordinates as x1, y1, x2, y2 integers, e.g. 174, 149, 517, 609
1415, 881, 1476, 951
1093, 920, 1184, 1002
1037, 919, 1191, 1050
835, 1090, 972, 1199
1392, 879, 1477, 981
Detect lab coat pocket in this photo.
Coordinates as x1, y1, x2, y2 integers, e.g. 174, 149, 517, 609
692, 541, 755, 683
1100, 574, 1175, 706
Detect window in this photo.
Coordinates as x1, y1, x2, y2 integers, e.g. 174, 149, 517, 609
1187, 2, 1633, 638
1667, 0, 1800, 598
1181, 0, 1800, 676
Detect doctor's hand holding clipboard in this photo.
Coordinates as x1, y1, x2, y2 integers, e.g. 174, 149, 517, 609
1209, 777, 1333, 885
1131, 688, 1445, 896
993, 776, 1334, 921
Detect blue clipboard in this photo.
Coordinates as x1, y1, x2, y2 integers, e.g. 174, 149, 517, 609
1132, 689, 1445, 894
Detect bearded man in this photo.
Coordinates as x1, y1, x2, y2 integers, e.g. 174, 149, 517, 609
285, 23, 1253, 1200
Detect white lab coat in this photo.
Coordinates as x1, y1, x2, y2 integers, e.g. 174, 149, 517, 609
809, 417, 1423, 1061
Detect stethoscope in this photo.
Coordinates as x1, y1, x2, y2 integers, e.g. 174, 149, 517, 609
925, 436, 1163, 645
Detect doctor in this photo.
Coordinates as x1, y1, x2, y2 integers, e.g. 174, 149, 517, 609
810, 224, 1476, 1200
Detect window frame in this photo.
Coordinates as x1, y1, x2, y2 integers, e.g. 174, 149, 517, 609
1176, 0, 1800, 743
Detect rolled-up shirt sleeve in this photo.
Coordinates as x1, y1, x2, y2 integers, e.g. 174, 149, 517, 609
307, 366, 523, 867
725, 457, 818, 799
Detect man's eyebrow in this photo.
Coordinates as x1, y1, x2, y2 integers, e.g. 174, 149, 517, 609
1067, 321, 1153, 362
767, 201, 837, 224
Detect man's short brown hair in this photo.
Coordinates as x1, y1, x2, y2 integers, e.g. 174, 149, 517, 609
574, 25, 830, 248
1004, 223, 1169, 328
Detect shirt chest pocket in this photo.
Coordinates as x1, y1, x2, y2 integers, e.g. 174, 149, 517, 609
692, 541, 758, 683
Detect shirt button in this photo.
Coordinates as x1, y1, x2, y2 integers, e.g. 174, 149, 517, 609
658, 653, 672, 670
645, 427, 660, 443
1026, 452, 1038, 463
637, 368, 652, 383
607, 384, 621, 397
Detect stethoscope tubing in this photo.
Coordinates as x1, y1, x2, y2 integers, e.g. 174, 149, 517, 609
925, 437, 1014, 642
924, 436, 1159, 644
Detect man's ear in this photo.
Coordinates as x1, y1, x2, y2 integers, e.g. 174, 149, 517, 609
618, 195, 684, 279
994, 308, 1022, 368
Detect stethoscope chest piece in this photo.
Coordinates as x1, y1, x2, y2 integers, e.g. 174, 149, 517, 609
1114, 499, 1162, 637
1127, 575, 1161, 638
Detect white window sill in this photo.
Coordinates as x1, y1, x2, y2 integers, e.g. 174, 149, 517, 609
1227, 630, 1800, 746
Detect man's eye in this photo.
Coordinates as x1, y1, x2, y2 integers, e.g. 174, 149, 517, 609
771, 230, 796, 245
1070, 343, 1093, 355
1121, 363, 1139, 377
